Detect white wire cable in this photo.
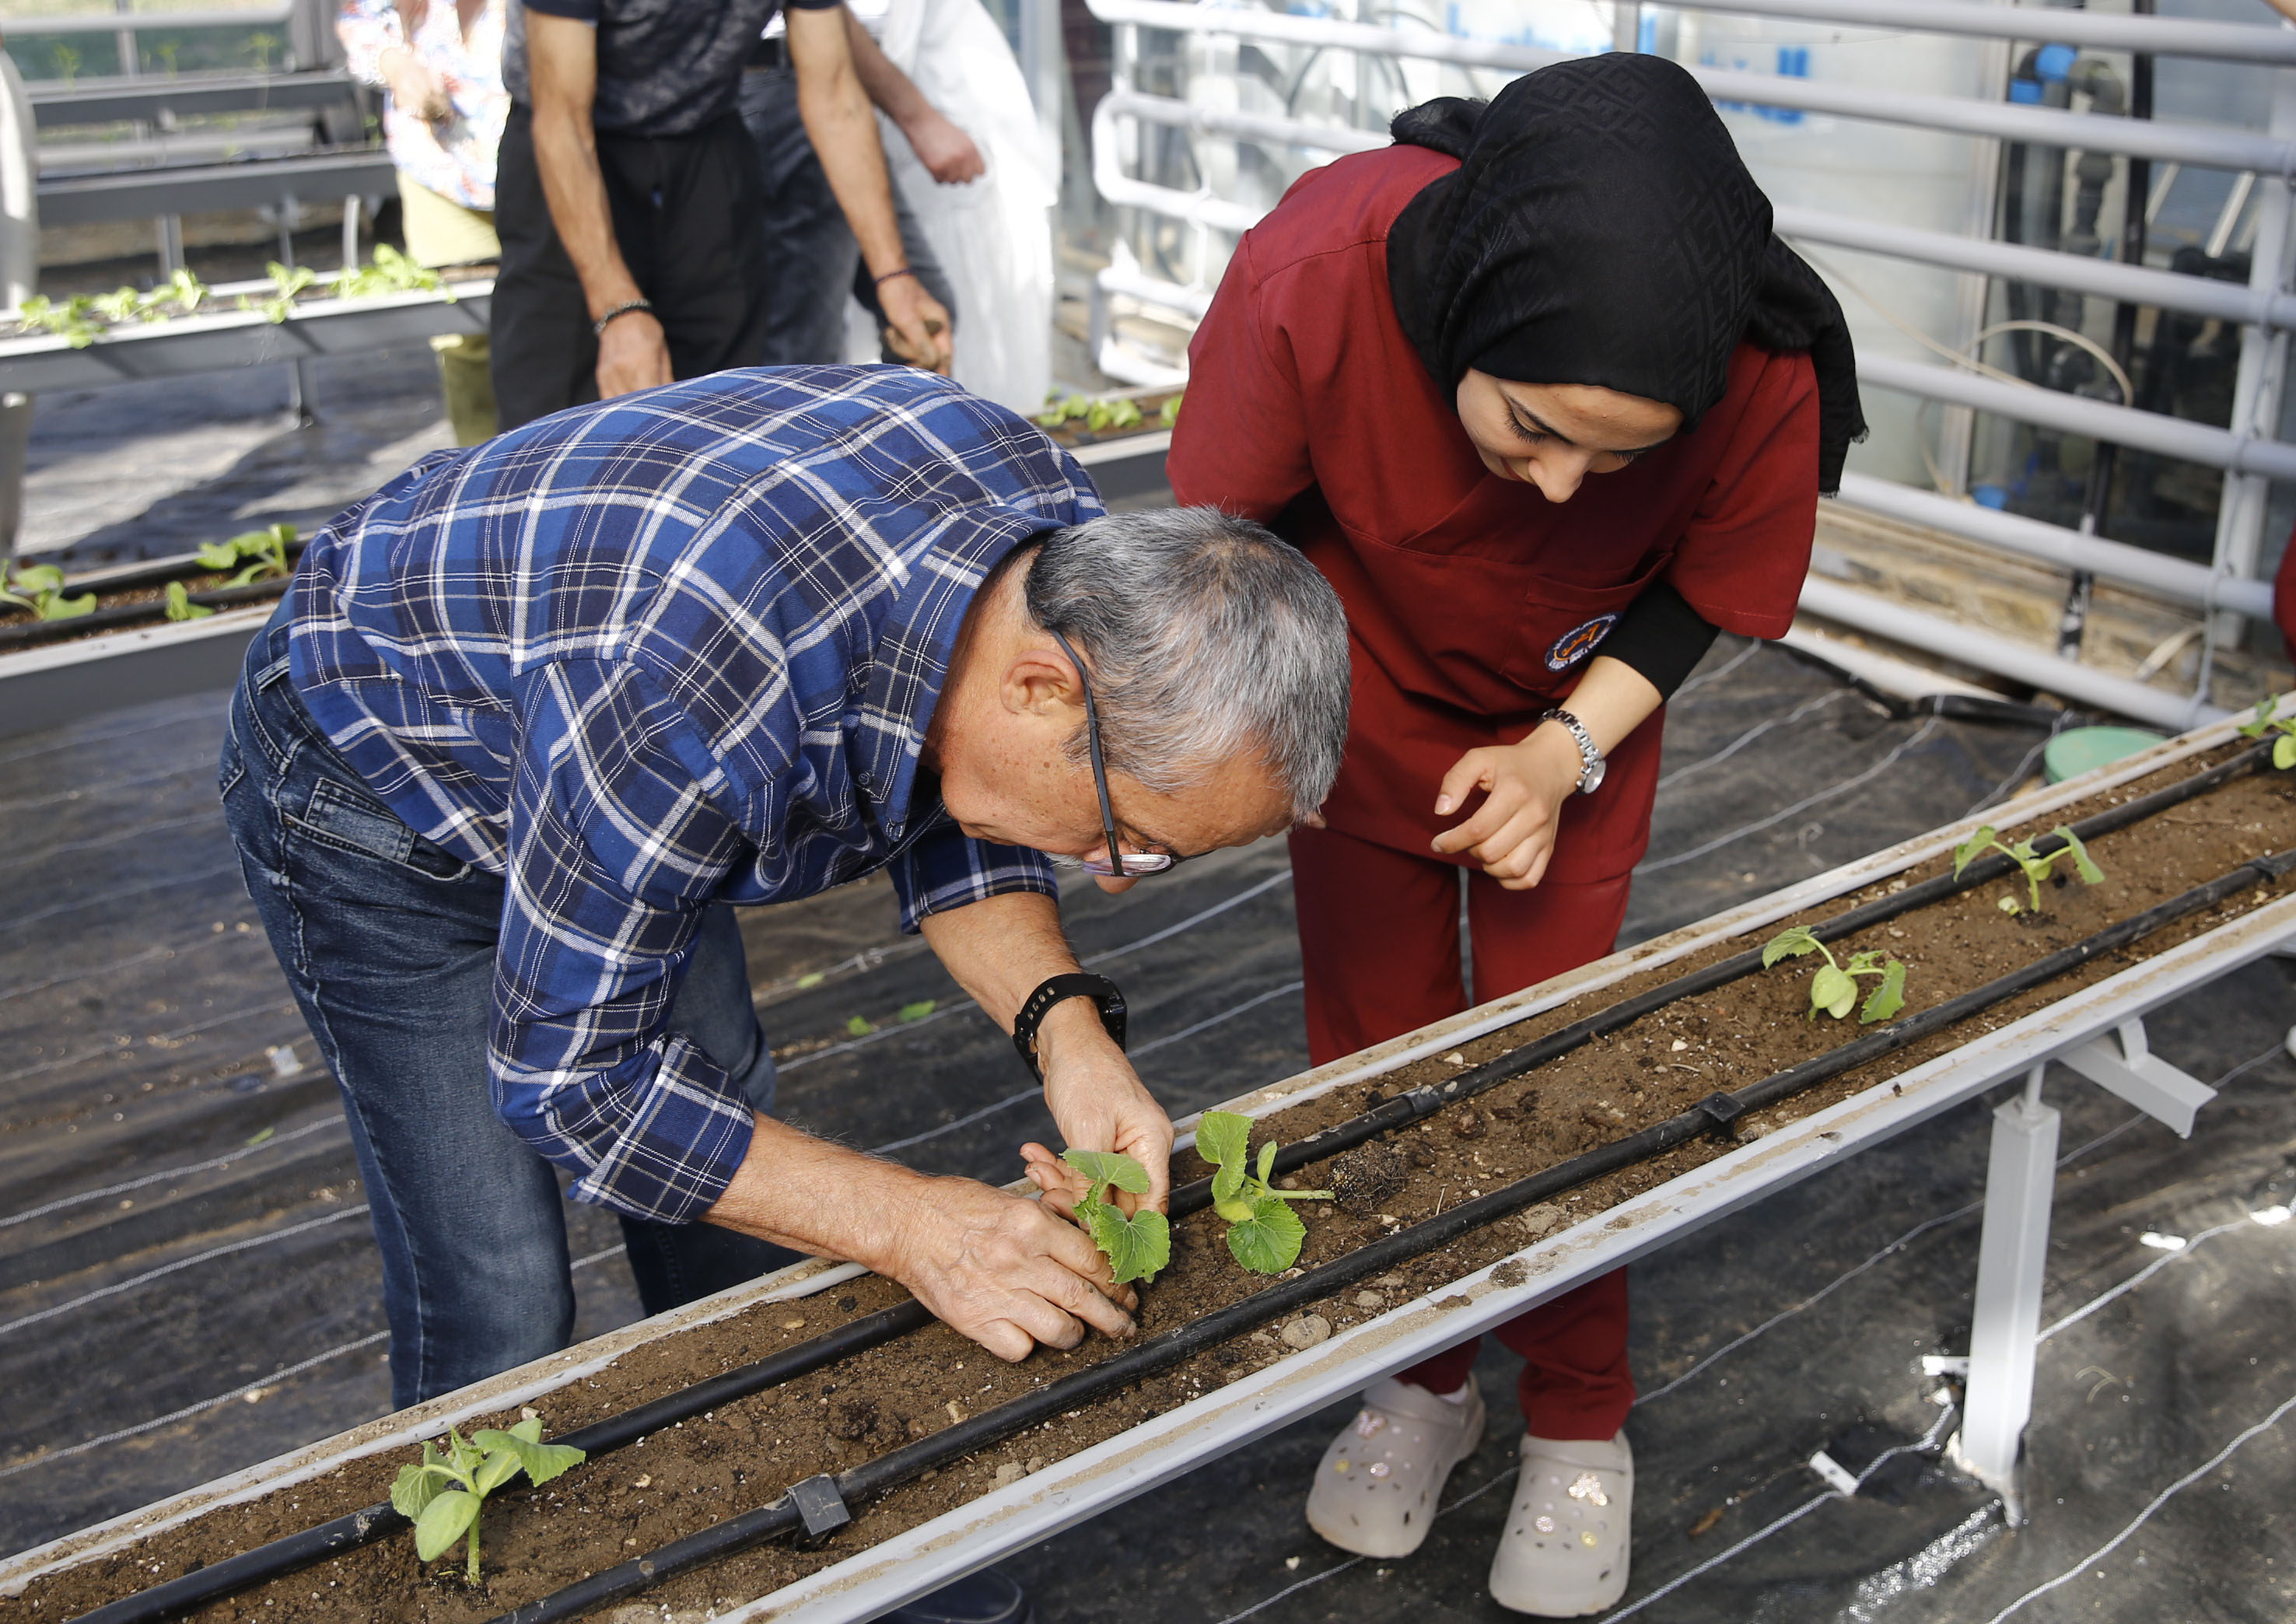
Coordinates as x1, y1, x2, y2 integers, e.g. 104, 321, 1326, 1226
0, 859, 242, 936
0, 1204, 369, 1340
1979, 1385, 2296, 1624
0, 1115, 343, 1230
1638, 716, 1943, 873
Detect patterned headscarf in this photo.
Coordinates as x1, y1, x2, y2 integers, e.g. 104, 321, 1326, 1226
1385, 54, 1865, 492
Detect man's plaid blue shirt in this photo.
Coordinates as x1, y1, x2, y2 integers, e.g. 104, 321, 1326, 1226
283, 367, 1101, 1223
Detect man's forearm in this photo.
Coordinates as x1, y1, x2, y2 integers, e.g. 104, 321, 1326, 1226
843, 8, 933, 131
703, 1111, 925, 1263
792, 29, 908, 274
530, 108, 642, 316
919, 891, 1113, 1067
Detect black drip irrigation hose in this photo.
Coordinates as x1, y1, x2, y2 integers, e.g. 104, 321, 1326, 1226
482, 841, 2296, 1624
65, 1301, 936, 1624
62, 740, 2274, 1624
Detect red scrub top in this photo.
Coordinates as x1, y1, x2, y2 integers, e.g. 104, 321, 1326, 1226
1169, 145, 1823, 883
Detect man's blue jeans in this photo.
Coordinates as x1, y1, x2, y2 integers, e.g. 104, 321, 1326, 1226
219, 622, 799, 1410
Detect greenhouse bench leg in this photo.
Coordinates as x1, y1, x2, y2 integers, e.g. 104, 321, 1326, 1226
1951, 1017, 2218, 1524
1954, 1062, 2059, 1526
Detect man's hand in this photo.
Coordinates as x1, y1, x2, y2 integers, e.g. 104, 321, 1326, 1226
1428, 724, 1584, 889
888, 1175, 1138, 1362
877, 272, 954, 374
1017, 1003, 1174, 1219
902, 107, 985, 184
595, 309, 672, 399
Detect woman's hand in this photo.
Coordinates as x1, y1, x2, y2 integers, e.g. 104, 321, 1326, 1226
1428, 723, 1587, 889
1017, 1002, 1174, 1219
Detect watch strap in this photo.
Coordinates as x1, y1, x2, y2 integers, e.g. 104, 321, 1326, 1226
1540, 707, 1605, 794
1013, 972, 1128, 1080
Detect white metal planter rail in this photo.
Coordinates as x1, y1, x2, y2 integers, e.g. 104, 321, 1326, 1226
4, 709, 2286, 1620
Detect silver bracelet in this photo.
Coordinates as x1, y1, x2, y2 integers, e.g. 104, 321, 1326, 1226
591, 298, 653, 338
1539, 707, 1607, 795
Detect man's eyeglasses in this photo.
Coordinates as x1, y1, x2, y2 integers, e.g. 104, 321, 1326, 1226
1049, 630, 1177, 878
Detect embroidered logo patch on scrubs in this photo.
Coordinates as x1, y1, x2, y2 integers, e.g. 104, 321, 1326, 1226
1545, 614, 1620, 672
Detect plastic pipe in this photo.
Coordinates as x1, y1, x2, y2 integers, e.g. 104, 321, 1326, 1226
1636, 0, 2296, 67
1835, 474, 2277, 621
1796, 576, 2229, 729
1084, 0, 2296, 172
1857, 353, 2296, 483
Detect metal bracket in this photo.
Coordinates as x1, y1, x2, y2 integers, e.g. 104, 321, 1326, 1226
789, 1475, 852, 1545
2057, 1018, 2217, 1138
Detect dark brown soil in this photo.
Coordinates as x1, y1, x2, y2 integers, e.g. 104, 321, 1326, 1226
15, 747, 2293, 1623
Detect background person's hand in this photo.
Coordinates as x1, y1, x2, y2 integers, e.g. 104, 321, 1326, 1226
888, 1175, 1138, 1362
902, 108, 985, 184
381, 46, 452, 122
594, 308, 672, 400
1427, 723, 1586, 890
879, 275, 954, 374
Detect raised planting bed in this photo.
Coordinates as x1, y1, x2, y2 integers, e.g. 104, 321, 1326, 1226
12, 705, 2296, 1623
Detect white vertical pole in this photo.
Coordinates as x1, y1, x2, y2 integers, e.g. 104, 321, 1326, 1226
1612, 0, 1640, 54
1957, 1065, 2060, 1527
2207, 59, 2296, 650
1019, 0, 1065, 182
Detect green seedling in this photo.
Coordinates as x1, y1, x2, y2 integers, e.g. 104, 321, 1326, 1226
1084, 396, 1142, 432
1762, 926, 1906, 1024
1952, 822, 2105, 915
844, 1013, 874, 1037
164, 580, 212, 621
17, 295, 101, 348
0, 562, 94, 621
196, 522, 296, 586
52, 44, 79, 87
243, 261, 317, 323
330, 245, 450, 301
1158, 390, 1183, 429
2238, 696, 2296, 770
1195, 1109, 1331, 1273
145, 268, 207, 320
245, 31, 279, 72
897, 999, 936, 1022
1061, 1146, 1168, 1284
1034, 392, 1090, 428
390, 1412, 584, 1585
92, 286, 142, 323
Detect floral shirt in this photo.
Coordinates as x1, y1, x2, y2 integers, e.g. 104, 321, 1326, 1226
338, 0, 509, 212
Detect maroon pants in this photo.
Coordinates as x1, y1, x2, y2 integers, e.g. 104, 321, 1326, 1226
1291, 824, 1636, 1442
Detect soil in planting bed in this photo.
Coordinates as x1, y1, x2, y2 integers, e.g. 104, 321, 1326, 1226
19, 747, 2296, 1622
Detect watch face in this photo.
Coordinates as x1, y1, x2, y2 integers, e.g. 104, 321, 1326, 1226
1581, 757, 1606, 795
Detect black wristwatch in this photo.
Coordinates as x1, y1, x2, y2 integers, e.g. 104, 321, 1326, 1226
1013, 972, 1128, 1080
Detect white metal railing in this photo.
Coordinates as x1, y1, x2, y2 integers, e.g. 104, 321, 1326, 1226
1083, 0, 2296, 727
0, 7, 292, 34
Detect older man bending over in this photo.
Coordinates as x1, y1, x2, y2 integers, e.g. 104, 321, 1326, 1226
220, 366, 1348, 1412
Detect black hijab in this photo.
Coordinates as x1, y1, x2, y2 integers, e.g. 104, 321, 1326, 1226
1385, 54, 1865, 492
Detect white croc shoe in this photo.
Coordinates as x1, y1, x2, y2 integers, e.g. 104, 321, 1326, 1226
1488, 1431, 1633, 1617
1305, 1376, 1486, 1559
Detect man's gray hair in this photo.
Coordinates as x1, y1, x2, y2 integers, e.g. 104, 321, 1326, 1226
1023, 506, 1350, 817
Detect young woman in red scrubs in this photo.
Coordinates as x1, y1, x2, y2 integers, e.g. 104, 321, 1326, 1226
1167, 53, 1863, 1617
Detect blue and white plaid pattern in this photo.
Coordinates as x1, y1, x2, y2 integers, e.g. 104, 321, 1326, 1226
285, 366, 1100, 1221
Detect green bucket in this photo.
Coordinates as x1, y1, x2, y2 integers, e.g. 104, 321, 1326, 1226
2042, 725, 2168, 785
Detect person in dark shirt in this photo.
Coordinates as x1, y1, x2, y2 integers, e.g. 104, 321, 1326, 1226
491, 0, 951, 430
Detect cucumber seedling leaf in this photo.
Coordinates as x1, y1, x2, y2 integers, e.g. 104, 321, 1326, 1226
1062, 1147, 1150, 1195
390, 1413, 586, 1583
1225, 1195, 1307, 1274
1062, 1146, 1167, 1284
2051, 825, 2105, 886
1761, 925, 1822, 968
1195, 1110, 1330, 1273
1860, 958, 1906, 1024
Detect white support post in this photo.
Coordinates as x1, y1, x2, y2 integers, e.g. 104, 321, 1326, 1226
2207, 59, 2296, 649
1955, 1064, 2060, 1526
2057, 1019, 2217, 1138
